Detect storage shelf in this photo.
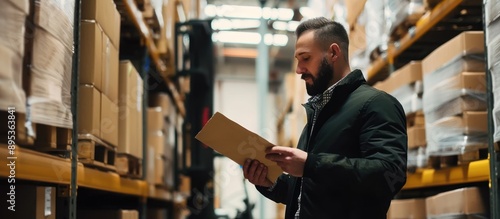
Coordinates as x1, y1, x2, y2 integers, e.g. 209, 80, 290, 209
0, 145, 150, 197
120, 0, 186, 117
0, 145, 77, 184
367, 0, 465, 82
403, 159, 490, 190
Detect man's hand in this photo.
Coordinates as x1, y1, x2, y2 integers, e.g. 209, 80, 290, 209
243, 159, 274, 187
266, 146, 307, 177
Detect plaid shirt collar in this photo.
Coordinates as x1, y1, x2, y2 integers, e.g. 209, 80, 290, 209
308, 76, 345, 111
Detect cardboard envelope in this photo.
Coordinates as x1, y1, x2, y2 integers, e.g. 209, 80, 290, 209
195, 112, 283, 182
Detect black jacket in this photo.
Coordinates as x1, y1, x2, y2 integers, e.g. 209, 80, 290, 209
257, 70, 407, 219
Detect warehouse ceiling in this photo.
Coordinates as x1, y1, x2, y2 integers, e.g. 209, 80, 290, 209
204, 0, 311, 67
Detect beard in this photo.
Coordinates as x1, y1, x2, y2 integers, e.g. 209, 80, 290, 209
302, 57, 333, 96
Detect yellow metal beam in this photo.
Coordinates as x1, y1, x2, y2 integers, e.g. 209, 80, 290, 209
404, 159, 490, 190
367, 0, 463, 81
0, 145, 76, 184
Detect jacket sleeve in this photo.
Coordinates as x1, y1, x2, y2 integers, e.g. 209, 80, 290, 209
255, 174, 291, 204
302, 92, 407, 199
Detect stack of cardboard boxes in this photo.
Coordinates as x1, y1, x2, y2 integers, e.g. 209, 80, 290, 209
0, 0, 30, 144
486, 0, 500, 142
374, 61, 426, 170
421, 31, 488, 157
0, 0, 28, 113
116, 61, 144, 174
28, 0, 75, 132
77, 0, 121, 149
148, 93, 176, 187
388, 187, 489, 218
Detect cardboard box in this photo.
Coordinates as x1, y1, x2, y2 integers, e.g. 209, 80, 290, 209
102, 34, 119, 103
78, 85, 101, 137
422, 31, 484, 75
33, 0, 74, 49
408, 126, 426, 149
79, 21, 102, 90
5, 0, 29, 14
0, 44, 26, 112
149, 92, 171, 116
0, 0, 28, 55
148, 130, 165, 156
0, 186, 56, 219
119, 61, 143, 111
425, 187, 488, 217
155, 155, 165, 185
148, 107, 164, 131
427, 72, 486, 93
348, 24, 367, 60
430, 111, 488, 134
119, 106, 139, 158
388, 198, 426, 219
101, 92, 119, 146
81, 0, 121, 48
388, 61, 422, 93
424, 72, 487, 122
146, 146, 156, 184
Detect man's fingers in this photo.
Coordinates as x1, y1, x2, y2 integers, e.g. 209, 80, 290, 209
266, 146, 292, 155
243, 159, 251, 177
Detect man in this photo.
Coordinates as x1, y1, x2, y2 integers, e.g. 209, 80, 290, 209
243, 17, 407, 219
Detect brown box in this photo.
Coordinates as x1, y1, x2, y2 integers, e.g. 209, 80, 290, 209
119, 61, 143, 111
422, 31, 484, 75
148, 130, 165, 156
348, 24, 366, 60
155, 155, 165, 185
78, 85, 101, 137
425, 187, 487, 217
433, 72, 486, 92
102, 34, 119, 103
146, 146, 156, 184
6, 0, 29, 14
408, 126, 426, 149
33, 0, 74, 49
346, 0, 367, 27
81, 0, 121, 49
0, 186, 56, 219
79, 22, 102, 91
431, 111, 488, 134
149, 93, 171, 116
119, 106, 137, 157
388, 61, 422, 93
135, 107, 143, 159
388, 198, 426, 219
101, 93, 119, 146
0, 44, 26, 112
148, 107, 164, 131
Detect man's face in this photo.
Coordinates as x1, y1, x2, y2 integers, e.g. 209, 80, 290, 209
294, 31, 334, 96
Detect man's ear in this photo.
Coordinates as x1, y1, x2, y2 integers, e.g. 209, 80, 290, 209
329, 43, 340, 61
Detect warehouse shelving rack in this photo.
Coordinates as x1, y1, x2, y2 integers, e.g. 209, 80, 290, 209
0, 0, 184, 218
365, 0, 499, 218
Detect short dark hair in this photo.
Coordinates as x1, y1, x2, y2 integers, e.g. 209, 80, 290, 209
295, 17, 349, 61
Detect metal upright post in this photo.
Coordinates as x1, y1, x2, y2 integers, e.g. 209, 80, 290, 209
484, 1, 500, 218
256, 1, 269, 219
70, 0, 82, 218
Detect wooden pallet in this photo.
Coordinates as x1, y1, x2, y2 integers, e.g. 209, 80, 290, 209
427, 148, 488, 169
0, 111, 34, 146
0, 111, 72, 157
115, 153, 142, 179
78, 134, 117, 172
